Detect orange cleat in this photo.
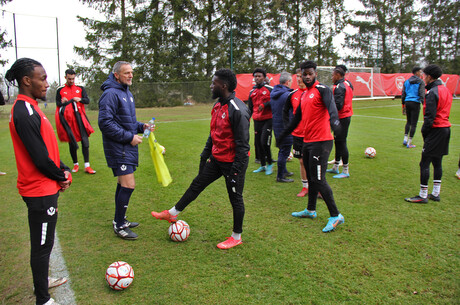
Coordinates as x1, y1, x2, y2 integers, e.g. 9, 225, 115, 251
297, 187, 308, 197
85, 166, 96, 174
151, 210, 177, 223
217, 237, 243, 249
72, 164, 79, 173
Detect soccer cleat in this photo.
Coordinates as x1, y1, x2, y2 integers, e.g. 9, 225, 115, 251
333, 173, 350, 179
322, 214, 345, 233
455, 172, 460, 179
406, 144, 416, 148
276, 177, 294, 183
404, 195, 428, 203
326, 168, 339, 174
151, 210, 177, 223
297, 187, 308, 197
114, 226, 138, 240
48, 277, 67, 289
43, 298, 60, 305
113, 217, 139, 229
217, 236, 242, 249
0, 171, 6, 175
253, 166, 266, 173
403, 141, 407, 146
265, 164, 273, 175
292, 209, 317, 218
284, 171, 294, 177
428, 194, 440, 202
72, 164, 79, 173
84, 166, 96, 174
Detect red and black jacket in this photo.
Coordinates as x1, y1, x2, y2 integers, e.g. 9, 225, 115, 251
282, 87, 307, 138
55, 84, 94, 146
421, 79, 452, 136
247, 84, 273, 121
201, 92, 250, 174
279, 81, 340, 143
9, 94, 70, 197
333, 78, 353, 119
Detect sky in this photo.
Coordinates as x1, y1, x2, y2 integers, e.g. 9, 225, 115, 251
1, 0, 364, 85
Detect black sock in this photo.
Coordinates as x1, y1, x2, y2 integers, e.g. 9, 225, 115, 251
115, 186, 134, 228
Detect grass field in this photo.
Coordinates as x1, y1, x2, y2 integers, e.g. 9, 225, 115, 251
0, 98, 459, 304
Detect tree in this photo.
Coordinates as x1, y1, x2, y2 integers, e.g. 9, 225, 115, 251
0, 0, 13, 67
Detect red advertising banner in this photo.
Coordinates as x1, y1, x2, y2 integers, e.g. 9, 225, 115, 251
235, 73, 460, 100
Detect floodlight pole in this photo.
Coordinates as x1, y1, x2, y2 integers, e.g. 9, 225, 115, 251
13, 13, 18, 60
56, 17, 61, 86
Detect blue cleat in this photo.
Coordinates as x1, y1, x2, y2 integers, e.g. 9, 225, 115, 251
253, 166, 266, 173
322, 214, 344, 232
292, 209, 317, 218
265, 164, 273, 175
333, 172, 350, 179
326, 168, 339, 174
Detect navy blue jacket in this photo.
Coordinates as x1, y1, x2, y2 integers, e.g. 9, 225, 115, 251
98, 73, 144, 168
270, 84, 293, 137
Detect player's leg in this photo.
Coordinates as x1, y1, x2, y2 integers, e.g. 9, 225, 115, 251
276, 137, 293, 182
24, 193, 59, 305
218, 160, 249, 249
405, 154, 430, 203
260, 119, 273, 174
333, 117, 351, 178
69, 143, 79, 172
253, 120, 265, 171
406, 102, 419, 148
428, 156, 443, 201
152, 157, 222, 222
292, 144, 317, 218
293, 136, 308, 196
82, 145, 96, 174
113, 167, 138, 239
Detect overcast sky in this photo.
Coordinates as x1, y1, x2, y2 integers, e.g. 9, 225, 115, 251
1, 0, 363, 85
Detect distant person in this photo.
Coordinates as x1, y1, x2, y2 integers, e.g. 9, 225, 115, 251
99, 61, 153, 240
0, 90, 5, 176
248, 67, 274, 175
401, 66, 425, 148
6, 58, 72, 305
278, 60, 344, 233
55, 69, 96, 174
327, 67, 353, 178
271, 72, 294, 182
405, 64, 452, 203
152, 69, 250, 249
283, 68, 309, 196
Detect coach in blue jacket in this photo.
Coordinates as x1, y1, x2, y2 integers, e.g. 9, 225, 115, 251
98, 61, 151, 240
271, 72, 294, 182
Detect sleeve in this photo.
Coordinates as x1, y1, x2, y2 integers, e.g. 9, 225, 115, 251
98, 91, 135, 144
318, 85, 340, 133
418, 81, 425, 103
278, 104, 302, 142
333, 83, 346, 111
401, 81, 406, 104
13, 103, 66, 181
282, 92, 294, 126
247, 90, 254, 117
421, 88, 437, 136
79, 86, 90, 104
263, 86, 272, 109
56, 87, 65, 107
230, 101, 250, 174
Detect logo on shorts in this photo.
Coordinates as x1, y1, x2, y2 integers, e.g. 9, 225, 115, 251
120, 164, 127, 171
47, 207, 56, 216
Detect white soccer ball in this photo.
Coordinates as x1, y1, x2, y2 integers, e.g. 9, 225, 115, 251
159, 145, 166, 155
168, 220, 190, 242
364, 147, 376, 158
105, 261, 134, 290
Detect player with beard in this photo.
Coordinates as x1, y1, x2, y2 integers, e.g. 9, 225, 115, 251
152, 69, 250, 249
277, 61, 345, 233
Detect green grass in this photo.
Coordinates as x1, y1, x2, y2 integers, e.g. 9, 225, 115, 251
0, 99, 459, 304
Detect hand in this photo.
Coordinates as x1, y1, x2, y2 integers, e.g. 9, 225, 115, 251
402, 105, 406, 115
144, 123, 156, 132
58, 171, 72, 192
61, 97, 68, 103
73, 97, 81, 102
131, 134, 143, 146
258, 104, 264, 111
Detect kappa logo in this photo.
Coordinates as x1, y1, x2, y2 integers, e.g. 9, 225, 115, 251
222, 112, 226, 119
309, 93, 314, 98
47, 207, 56, 216
120, 164, 127, 171
313, 155, 320, 161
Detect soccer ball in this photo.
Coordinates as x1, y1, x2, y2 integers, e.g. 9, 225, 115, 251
159, 145, 166, 155
364, 147, 376, 158
105, 261, 134, 290
168, 220, 190, 242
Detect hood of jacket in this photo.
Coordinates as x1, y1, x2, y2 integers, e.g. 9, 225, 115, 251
101, 73, 129, 92
408, 75, 423, 85
271, 84, 291, 99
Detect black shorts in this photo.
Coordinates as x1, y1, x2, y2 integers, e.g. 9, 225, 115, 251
112, 164, 137, 177
423, 127, 450, 157
292, 136, 304, 158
